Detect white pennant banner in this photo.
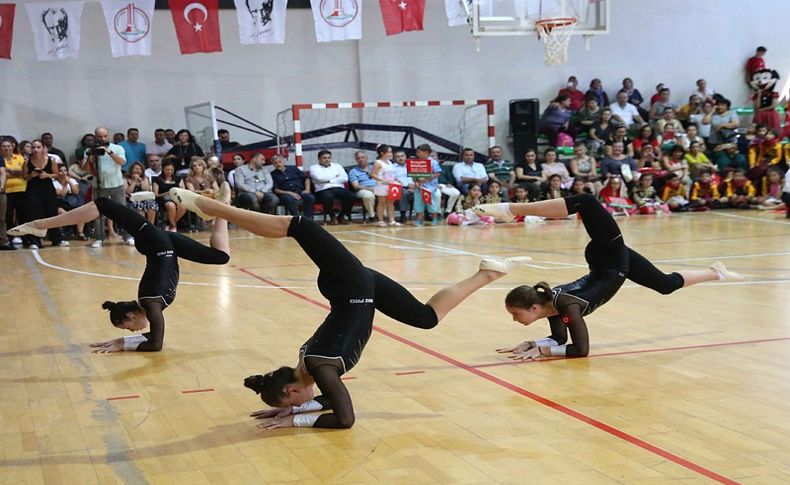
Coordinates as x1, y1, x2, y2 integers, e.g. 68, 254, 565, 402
25, 1, 86, 61
310, 0, 361, 43
234, 0, 288, 45
100, 0, 155, 57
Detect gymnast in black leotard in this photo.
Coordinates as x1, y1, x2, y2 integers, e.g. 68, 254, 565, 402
168, 187, 528, 429
475, 194, 743, 359
9, 196, 230, 352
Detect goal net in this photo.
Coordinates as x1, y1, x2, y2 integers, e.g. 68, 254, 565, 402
275, 100, 494, 167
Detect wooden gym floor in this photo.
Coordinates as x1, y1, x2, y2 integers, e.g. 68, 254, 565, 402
1, 209, 789, 484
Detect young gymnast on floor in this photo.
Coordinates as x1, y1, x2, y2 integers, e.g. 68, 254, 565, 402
169, 187, 529, 429
9, 193, 231, 352
475, 194, 742, 360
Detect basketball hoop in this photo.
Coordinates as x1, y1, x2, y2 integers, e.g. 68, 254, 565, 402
535, 17, 577, 65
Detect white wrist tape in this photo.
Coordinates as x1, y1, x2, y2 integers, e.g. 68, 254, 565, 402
292, 400, 323, 414
123, 335, 148, 351
292, 414, 320, 428
534, 338, 559, 347
549, 345, 567, 357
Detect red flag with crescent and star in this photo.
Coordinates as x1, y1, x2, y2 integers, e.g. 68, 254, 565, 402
387, 182, 403, 201
170, 0, 222, 54
379, 0, 424, 36
0, 3, 16, 60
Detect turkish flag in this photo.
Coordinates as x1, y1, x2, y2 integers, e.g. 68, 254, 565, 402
379, 0, 424, 36
0, 4, 16, 60
420, 187, 433, 205
170, 0, 222, 54
387, 182, 403, 201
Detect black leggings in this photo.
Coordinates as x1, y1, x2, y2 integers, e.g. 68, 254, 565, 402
287, 216, 438, 328
94, 198, 228, 264
564, 194, 683, 295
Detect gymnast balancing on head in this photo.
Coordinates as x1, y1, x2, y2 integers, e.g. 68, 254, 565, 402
474, 194, 743, 360
9, 192, 231, 352
169, 187, 530, 429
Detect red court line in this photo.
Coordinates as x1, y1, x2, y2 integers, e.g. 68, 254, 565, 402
237, 267, 739, 484
394, 370, 426, 376
106, 395, 140, 401
472, 337, 790, 369
181, 388, 215, 394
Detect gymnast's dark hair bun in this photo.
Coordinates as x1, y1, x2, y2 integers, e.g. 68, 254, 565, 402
102, 301, 114, 310
101, 300, 140, 327
244, 367, 299, 406
505, 281, 553, 309
243, 375, 266, 394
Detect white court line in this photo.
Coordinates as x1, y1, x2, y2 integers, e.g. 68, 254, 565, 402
335, 238, 461, 254
653, 251, 790, 263
710, 211, 790, 226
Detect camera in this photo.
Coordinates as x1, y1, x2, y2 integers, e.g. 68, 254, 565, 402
86, 142, 110, 157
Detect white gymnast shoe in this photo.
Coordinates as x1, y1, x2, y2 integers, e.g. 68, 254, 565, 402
480, 256, 533, 274
710, 261, 745, 282
8, 222, 47, 238
169, 188, 215, 221
473, 203, 515, 223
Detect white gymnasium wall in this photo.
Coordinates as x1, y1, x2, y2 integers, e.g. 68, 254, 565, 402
1, 0, 787, 161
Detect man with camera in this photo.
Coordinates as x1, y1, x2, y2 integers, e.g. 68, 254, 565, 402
85, 126, 127, 248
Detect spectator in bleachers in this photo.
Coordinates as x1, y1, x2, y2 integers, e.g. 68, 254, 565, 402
724, 168, 757, 208
392, 149, 415, 223
708, 98, 740, 147
185, 158, 218, 199
649, 87, 676, 124
569, 143, 601, 195
631, 173, 666, 214
604, 125, 634, 157
148, 128, 173, 157
2, 137, 26, 247
677, 95, 702, 126
661, 174, 689, 212
587, 108, 614, 156
309, 149, 354, 225
681, 124, 706, 152
755, 166, 784, 209
24, 140, 66, 248
52, 163, 86, 238
632, 125, 660, 158
745, 46, 767, 84
658, 123, 682, 154
152, 160, 186, 232
481, 180, 503, 204
348, 151, 377, 223
88, 126, 126, 248
453, 183, 484, 213
783, 169, 790, 219
234, 153, 277, 214
452, 147, 487, 195
165, 129, 204, 175
436, 159, 461, 217
412, 143, 443, 226
485, 145, 516, 198
662, 145, 692, 194
540, 148, 571, 190
0, 140, 17, 250
575, 96, 602, 135
514, 148, 543, 202
622, 77, 648, 119
690, 170, 726, 211
113, 132, 125, 144
74, 133, 95, 163
40, 132, 67, 166
569, 178, 587, 196
512, 186, 529, 203
217, 129, 240, 151
144, 154, 162, 182
544, 174, 566, 200
164, 129, 176, 145
18, 140, 32, 161
119, 128, 146, 171
656, 107, 684, 135
370, 144, 399, 226
227, 153, 246, 192
206, 155, 222, 170
125, 162, 158, 225
538, 95, 573, 147
649, 83, 665, 105
271, 154, 315, 219
558, 76, 585, 112
610, 90, 646, 133
693, 79, 716, 102
712, 143, 748, 175
689, 100, 714, 143
748, 129, 781, 185
585, 78, 609, 108
636, 144, 663, 174
737, 122, 758, 156
685, 141, 716, 179
601, 141, 638, 184
598, 175, 635, 215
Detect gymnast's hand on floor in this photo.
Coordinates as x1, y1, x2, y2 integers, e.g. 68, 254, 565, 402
90, 338, 124, 353
496, 341, 535, 354
257, 415, 295, 430
508, 346, 543, 361
250, 407, 293, 419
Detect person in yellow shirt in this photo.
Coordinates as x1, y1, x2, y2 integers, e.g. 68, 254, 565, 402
684, 141, 716, 179
1, 137, 26, 248
724, 168, 757, 208
689, 170, 727, 211
661, 174, 689, 212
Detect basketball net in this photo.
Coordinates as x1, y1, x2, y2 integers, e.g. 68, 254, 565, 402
535, 18, 577, 65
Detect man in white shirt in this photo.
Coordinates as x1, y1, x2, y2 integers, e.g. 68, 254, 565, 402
147, 128, 173, 157
144, 154, 163, 184
610, 90, 646, 132
452, 148, 488, 194
693, 79, 715, 102
308, 150, 354, 224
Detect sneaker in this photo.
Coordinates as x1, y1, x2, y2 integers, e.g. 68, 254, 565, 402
388, 221, 401, 226
169, 188, 215, 221
54, 241, 70, 247
90, 240, 104, 249
479, 256, 533, 274
710, 261, 744, 282
473, 203, 515, 223
125, 237, 135, 246
130, 191, 156, 202
27, 244, 39, 250
377, 221, 387, 227
431, 217, 440, 226
8, 222, 47, 238
12, 237, 21, 245
414, 219, 424, 226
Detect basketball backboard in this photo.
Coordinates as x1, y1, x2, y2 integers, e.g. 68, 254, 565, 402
467, 0, 609, 37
